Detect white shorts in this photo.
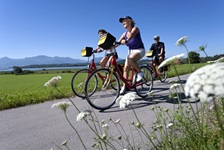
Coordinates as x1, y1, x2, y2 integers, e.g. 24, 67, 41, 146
127, 48, 145, 59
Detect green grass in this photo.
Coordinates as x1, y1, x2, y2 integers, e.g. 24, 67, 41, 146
0, 63, 207, 110
0, 73, 74, 110
167, 63, 207, 77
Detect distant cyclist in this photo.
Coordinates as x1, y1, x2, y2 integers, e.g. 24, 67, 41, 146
96, 29, 118, 67
149, 35, 165, 70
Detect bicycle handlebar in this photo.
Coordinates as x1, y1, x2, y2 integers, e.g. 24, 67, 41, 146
92, 49, 98, 53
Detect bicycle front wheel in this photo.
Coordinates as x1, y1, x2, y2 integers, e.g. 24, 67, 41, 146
159, 68, 168, 82
135, 66, 153, 98
71, 69, 97, 98
85, 68, 120, 110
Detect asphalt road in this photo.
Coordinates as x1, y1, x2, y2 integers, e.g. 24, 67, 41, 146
0, 74, 199, 150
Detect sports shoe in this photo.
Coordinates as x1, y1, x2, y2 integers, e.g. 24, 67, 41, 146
136, 72, 144, 82
120, 86, 126, 95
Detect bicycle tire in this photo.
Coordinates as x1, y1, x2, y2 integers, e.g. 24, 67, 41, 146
85, 68, 120, 110
71, 69, 98, 98
135, 66, 153, 98
159, 69, 168, 82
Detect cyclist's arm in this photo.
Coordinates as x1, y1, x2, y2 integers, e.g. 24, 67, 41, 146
124, 27, 139, 43
96, 46, 104, 53
159, 43, 165, 56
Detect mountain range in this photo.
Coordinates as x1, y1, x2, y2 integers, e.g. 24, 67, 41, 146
0, 55, 100, 69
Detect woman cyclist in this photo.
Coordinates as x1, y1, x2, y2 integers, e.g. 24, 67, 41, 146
117, 16, 145, 94
96, 29, 118, 67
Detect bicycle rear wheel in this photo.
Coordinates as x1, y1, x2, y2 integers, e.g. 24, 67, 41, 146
135, 66, 153, 98
71, 69, 97, 98
85, 68, 120, 110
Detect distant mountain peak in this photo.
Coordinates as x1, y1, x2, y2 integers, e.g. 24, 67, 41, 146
0, 55, 86, 69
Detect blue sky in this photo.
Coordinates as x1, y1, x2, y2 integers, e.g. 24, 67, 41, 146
0, 0, 223, 60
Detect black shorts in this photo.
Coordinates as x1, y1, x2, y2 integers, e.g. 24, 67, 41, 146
154, 55, 165, 65
106, 52, 118, 59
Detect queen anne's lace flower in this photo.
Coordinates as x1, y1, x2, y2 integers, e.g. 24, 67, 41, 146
116, 92, 136, 109
169, 83, 182, 94
44, 76, 62, 87
76, 110, 92, 121
176, 36, 188, 46
185, 63, 224, 103
158, 53, 185, 69
52, 101, 71, 111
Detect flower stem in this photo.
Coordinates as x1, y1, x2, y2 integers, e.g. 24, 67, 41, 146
64, 111, 87, 150
55, 87, 81, 113
183, 44, 192, 73
131, 106, 158, 150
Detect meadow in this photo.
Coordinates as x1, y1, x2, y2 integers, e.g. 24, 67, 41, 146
0, 63, 206, 110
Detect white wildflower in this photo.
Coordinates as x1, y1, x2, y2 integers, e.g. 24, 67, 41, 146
116, 92, 136, 109
158, 53, 185, 69
76, 110, 92, 121
169, 83, 182, 94
44, 76, 62, 87
52, 101, 71, 111
166, 123, 173, 128
185, 63, 224, 103
176, 36, 188, 46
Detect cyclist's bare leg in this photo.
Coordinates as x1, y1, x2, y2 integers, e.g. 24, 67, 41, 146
100, 56, 109, 67
127, 52, 142, 73
158, 56, 164, 64
123, 58, 131, 80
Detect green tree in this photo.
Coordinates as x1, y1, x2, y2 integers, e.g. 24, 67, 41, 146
188, 51, 200, 63
13, 66, 23, 74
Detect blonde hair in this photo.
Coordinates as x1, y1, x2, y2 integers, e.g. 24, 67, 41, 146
129, 19, 135, 27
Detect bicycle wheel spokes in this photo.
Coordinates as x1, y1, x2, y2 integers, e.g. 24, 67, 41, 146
135, 66, 153, 98
71, 69, 97, 98
85, 68, 120, 110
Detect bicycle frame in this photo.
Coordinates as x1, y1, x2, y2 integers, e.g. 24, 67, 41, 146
86, 53, 106, 81
106, 55, 143, 90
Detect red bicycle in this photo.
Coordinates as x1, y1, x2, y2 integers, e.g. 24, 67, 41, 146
146, 51, 169, 82
84, 50, 153, 110
71, 47, 100, 98
71, 47, 122, 98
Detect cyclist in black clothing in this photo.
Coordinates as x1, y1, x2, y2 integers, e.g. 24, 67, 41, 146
149, 35, 165, 67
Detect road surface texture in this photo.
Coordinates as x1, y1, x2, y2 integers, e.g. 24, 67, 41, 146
0, 74, 200, 150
